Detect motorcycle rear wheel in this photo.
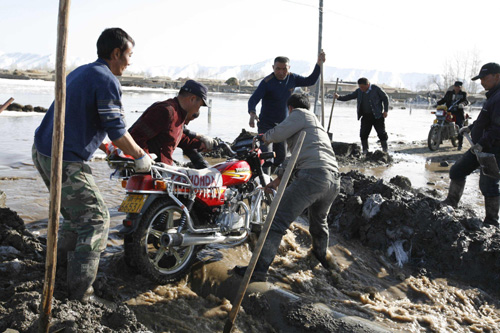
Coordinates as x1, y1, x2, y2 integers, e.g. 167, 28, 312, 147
130, 198, 201, 284
428, 126, 441, 151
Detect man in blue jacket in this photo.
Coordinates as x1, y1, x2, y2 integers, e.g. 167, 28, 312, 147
443, 62, 500, 227
248, 52, 325, 170
334, 77, 390, 153
33, 28, 152, 302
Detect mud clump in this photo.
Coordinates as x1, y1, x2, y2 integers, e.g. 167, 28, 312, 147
0, 207, 149, 333
329, 170, 500, 295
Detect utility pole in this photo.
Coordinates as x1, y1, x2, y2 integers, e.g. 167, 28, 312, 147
313, 0, 323, 120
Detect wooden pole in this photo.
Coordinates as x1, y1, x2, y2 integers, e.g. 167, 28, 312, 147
313, 0, 323, 118
0, 97, 14, 114
39, 1, 71, 332
223, 131, 307, 333
320, 58, 325, 127
327, 78, 339, 135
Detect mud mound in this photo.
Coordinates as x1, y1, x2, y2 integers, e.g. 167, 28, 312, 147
329, 171, 500, 294
0, 207, 149, 333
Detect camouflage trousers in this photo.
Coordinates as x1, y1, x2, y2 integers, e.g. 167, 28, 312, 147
32, 145, 109, 253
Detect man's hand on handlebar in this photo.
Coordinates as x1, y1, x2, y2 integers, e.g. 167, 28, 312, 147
265, 177, 280, 194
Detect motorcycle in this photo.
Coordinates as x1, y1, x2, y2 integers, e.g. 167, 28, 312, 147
107, 136, 275, 284
427, 99, 467, 151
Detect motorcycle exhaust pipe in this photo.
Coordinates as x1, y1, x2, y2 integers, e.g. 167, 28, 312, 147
161, 231, 248, 247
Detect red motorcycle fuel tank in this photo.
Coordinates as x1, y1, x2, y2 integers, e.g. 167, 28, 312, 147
213, 160, 251, 186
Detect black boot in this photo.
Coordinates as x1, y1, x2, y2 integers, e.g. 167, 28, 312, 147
67, 251, 100, 302
234, 230, 283, 282
381, 140, 388, 153
484, 196, 500, 226
57, 230, 77, 268
442, 179, 466, 208
361, 140, 369, 154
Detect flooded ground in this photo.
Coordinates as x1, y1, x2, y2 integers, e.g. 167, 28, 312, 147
1, 79, 498, 332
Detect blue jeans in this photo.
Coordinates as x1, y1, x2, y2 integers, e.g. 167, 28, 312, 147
258, 121, 286, 167
449, 147, 500, 197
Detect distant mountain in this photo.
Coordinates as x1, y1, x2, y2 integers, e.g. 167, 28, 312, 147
0, 51, 434, 91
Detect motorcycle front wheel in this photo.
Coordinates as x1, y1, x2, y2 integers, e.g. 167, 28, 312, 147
427, 126, 441, 151
130, 198, 200, 284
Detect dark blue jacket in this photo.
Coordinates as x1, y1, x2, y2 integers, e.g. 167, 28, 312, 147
248, 64, 320, 124
337, 84, 389, 120
34, 59, 127, 162
470, 83, 500, 151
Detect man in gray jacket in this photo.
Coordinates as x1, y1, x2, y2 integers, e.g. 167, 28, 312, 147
234, 93, 341, 281
335, 77, 389, 153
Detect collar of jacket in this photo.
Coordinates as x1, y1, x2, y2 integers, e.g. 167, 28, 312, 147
172, 97, 188, 121
486, 83, 500, 99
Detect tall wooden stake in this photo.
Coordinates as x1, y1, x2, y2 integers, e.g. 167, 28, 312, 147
223, 131, 307, 333
313, 0, 323, 119
39, 1, 71, 332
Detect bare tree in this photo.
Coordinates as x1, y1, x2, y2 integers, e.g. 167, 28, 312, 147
441, 48, 482, 94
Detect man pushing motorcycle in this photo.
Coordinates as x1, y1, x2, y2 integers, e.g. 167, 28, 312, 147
128, 80, 216, 165
234, 93, 341, 282
436, 81, 470, 150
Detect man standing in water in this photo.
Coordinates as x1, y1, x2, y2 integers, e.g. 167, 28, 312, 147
33, 28, 152, 302
235, 93, 341, 281
443, 62, 500, 227
334, 78, 389, 153
248, 52, 326, 171
436, 81, 470, 150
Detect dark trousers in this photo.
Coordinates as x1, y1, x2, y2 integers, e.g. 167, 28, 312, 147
360, 113, 388, 142
449, 147, 500, 197
258, 121, 286, 167
453, 111, 465, 146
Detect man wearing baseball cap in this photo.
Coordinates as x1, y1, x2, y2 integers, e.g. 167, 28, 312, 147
129, 79, 215, 165
443, 62, 500, 227
436, 80, 470, 150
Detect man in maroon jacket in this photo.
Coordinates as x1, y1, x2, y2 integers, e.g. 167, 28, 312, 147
129, 80, 214, 165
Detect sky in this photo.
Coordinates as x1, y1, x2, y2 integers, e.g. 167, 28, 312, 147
1, 0, 499, 75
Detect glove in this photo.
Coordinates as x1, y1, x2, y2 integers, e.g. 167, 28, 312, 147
134, 153, 153, 173
472, 143, 483, 154
459, 126, 470, 135
198, 134, 215, 151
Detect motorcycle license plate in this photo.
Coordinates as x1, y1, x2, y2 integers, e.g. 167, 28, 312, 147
119, 194, 149, 213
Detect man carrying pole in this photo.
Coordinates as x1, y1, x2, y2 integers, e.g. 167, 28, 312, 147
234, 93, 341, 282
33, 27, 152, 302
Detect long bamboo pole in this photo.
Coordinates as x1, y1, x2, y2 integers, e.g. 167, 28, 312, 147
39, 1, 71, 332
223, 131, 307, 333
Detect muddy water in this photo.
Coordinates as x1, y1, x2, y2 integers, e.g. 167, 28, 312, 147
1, 79, 497, 332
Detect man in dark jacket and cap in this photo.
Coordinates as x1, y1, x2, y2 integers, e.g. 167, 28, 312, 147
443, 62, 500, 227
437, 81, 470, 150
334, 77, 389, 153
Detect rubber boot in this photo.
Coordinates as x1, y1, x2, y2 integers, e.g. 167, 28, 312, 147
234, 230, 283, 282
67, 251, 100, 302
381, 140, 388, 153
484, 196, 500, 227
361, 140, 369, 154
442, 179, 466, 208
57, 230, 77, 268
